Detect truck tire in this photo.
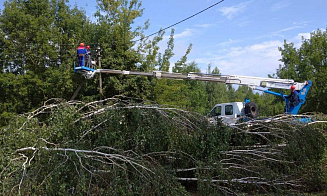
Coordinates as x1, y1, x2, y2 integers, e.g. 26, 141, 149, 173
245, 102, 258, 118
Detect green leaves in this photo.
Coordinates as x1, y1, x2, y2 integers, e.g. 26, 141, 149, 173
277, 28, 327, 113
1, 99, 327, 194
0, 72, 44, 127
0, 0, 82, 74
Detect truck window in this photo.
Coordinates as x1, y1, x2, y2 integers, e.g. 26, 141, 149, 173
225, 105, 233, 115
210, 106, 221, 117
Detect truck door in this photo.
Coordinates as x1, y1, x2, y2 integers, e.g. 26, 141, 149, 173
224, 104, 237, 124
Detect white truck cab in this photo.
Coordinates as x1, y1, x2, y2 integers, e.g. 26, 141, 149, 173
208, 101, 258, 125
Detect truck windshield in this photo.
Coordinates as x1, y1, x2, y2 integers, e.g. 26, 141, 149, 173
210, 106, 221, 117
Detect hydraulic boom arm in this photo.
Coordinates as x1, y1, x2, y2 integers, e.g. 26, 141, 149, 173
75, 66, 312, 115
88, 68, 307, 91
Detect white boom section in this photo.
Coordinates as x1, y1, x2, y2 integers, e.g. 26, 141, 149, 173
92, 69, 306, 90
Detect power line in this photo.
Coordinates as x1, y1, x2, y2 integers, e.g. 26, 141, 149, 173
134, 0, 226, 42
0, 0, 226, 49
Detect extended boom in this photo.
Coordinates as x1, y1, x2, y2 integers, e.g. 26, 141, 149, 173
74, 66, 312, 117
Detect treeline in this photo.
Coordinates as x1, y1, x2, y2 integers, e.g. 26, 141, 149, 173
0, 0, 327, 127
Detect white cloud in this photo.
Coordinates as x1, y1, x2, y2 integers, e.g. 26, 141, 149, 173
277, 26, 303, 33
155, 28, 196, 67
192, 40, 283, 77
226, 46, 247, 57
161, 28, 196, 41
271, 1, 290, 12
217, 39, 240, 47
256, 24, 306, 40
219, 1, 252, 20
283, 28, 326, 50
194, 23, 214, 28
295, 32, 311, 40
292, 32, 311, 48
236, 20, 252, 28
159, 28, 323, 78
247, 40, 282, 52
174, 28, 195, 39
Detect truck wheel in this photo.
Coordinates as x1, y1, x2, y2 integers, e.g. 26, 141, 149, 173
245, 102, 258, 118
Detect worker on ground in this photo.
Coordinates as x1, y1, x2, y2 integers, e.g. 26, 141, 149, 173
86, 45, 92, 68
77, 43, 88, 67
285, 85, 300, 112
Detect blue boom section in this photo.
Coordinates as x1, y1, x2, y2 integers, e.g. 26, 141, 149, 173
264, 80, 312, 115
74, 65, 96, 73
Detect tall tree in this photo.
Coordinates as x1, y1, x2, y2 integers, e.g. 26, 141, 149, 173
183, 61, 208, 113
158, 29, 174, 72
0, 0, 88, 74
0, 0, 91, 126
137, 26, 164, 72
95, 0, 143, 70
154, 61, 208, 114
92, 0, 163, 99
205, 66, 228, 112
172, 44, 192, 73
277, 28, 327, 112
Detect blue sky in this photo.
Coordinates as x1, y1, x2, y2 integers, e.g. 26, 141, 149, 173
2, 0, 327, 77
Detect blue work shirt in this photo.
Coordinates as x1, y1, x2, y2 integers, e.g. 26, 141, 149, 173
77, 46, 88, 66
287, 90, 300, 107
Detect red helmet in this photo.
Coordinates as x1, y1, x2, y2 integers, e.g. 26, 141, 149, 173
80, 43, 84, 47
86, 45, 90, 49
290, 85, 296, 90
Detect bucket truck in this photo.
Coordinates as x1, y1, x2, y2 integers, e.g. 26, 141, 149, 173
74, 66, 312, 124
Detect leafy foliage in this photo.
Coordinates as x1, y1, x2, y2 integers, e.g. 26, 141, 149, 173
0, 0, 308, 128
277, 28, 327, 113
0, 99, 326, 195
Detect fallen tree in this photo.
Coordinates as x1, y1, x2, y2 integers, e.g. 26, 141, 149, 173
0, 97, 326, 195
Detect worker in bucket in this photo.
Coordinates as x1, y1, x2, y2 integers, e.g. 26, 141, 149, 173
86, 45, 92, 68
285, 85, 300, 112
77, 43, 88, 67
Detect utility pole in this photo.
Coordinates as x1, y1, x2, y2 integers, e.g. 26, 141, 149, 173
97, 46, 103, 96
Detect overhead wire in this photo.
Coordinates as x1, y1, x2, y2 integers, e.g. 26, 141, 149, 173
0, 0, 227, 62
133, 0, 225, 42
1, 0, 226, 48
